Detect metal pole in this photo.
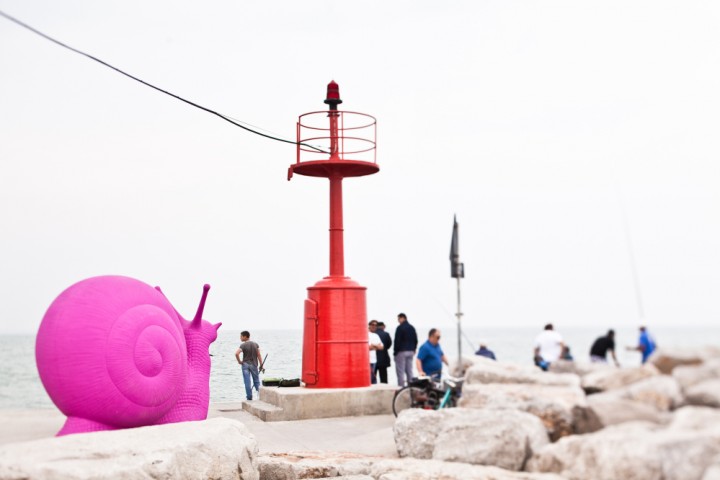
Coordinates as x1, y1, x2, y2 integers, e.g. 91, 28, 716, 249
456, 275, 462, 362
328, 174, 344, 277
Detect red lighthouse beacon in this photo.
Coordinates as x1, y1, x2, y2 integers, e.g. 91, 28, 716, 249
288, 81, 379, 388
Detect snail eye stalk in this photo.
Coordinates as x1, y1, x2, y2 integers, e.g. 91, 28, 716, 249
192, 284, 211, 328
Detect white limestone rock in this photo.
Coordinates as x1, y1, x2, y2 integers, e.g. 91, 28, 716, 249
650, 347, 708, 374
528, 408, 720, 480
548, 360, 609, 376
459, 383, 598, 440
589, 374, 683, 411
703, 461, 720, 480
392, 408, 444, 459
394, 408, 549, 471
684, 379, 720, 408
581, 363, 659, 393
465, 357, 580, 387
0, 417, 258, 480
673, 359, 720, 390
667, 405, 720, 434
587, 396, 670, 427
257, 452, 564, 480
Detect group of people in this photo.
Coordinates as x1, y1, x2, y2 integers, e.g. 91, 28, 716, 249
234, 321, 660, 401
532, 323, 657, 371
233, 314, 448, 401
368, 313, 450, 385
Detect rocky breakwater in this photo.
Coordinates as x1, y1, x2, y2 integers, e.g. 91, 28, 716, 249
392, 348, 720, 480
457, 356, 602, 440
0, 418, 259, 480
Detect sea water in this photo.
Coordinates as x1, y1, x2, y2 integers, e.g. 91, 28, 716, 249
1, 325, 718, 409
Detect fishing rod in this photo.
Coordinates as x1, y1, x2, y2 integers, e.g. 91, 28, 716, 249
259, 353, 268, 374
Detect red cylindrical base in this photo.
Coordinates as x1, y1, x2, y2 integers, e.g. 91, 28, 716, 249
302, 277, 370, 388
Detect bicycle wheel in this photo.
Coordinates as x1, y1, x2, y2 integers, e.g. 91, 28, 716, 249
392, 386, 428, 416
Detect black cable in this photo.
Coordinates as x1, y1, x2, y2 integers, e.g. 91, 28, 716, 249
0, 9, 327, 153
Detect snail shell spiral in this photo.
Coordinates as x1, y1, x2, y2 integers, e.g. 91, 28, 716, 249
36, 276, 188, 428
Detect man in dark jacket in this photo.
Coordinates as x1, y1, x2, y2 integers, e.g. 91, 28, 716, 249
374, 321, 393, 384
393, 312, 418, 386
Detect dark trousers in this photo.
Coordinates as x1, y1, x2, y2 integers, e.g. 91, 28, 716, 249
376, 366, 388, 384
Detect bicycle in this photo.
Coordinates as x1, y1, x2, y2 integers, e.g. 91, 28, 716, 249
392, 375, 464, 417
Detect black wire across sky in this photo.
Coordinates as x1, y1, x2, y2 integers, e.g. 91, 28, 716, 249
0, 9, 326, 153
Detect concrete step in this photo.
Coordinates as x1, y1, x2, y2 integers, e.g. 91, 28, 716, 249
242, 400, 285, 422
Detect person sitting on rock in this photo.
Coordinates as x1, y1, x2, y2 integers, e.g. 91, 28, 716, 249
475, 340, 496, 360
533, 323, 564, 371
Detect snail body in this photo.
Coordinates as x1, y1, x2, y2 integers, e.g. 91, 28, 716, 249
35, 275, 221, 436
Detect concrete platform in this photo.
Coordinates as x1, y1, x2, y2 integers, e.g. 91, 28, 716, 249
242, 384, 397, 421
0, 405, 398, 457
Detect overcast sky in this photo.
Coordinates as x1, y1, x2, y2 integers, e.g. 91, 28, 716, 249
1, 1, 718, 335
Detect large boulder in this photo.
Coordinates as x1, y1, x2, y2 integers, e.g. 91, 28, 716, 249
459, 383, 598, 440
685, 379, 720, 408
549, 360, 611, 377
649, 347, 710, 374
589, 374, 683, 411
581, 364, 659, 394
394, 408, 549, 471
0, 418, 258, 480
257, 452, 564, 480
587, 396, 670, 427
667, 405, 720, 433
527, 418, 720, 480
674, 359, 720, 390
465, 357, 580, 387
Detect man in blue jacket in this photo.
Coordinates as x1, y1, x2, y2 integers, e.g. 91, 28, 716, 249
393, 312, 418, 386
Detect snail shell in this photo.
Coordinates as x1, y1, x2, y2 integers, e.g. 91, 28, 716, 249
36, 275, 188, 428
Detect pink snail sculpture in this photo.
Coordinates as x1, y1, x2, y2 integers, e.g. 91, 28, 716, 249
35, 275, 221, 436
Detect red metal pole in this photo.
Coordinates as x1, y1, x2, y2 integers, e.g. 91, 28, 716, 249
328, 174, 344, 277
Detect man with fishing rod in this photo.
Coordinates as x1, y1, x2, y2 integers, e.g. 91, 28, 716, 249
235, 331, 265, 401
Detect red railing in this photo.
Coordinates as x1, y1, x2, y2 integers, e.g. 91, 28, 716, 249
296, 111, 377, 164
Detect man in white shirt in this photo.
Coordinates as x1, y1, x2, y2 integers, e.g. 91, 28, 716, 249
368, 320, 384, 384
533, 323, 564, 371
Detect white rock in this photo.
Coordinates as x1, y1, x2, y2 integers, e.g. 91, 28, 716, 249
673, 359, 720, 390
257, 452, 564, 480
581, 363, 659, 393
465, 358, 580, 387
459, 383, 597, 440
460, 383, 586, 411
549, 360, 609, 376
703, 462, 720, 480
587, 396, 670, 427
0, 418, 258, 480
685, 379, 720, 408
394, 408, 549, 471
668, 406, 720, 434
650, 347, 705, 374
590, 374, 683, 411
392, 408, 443, 459
527, 421, 720, 480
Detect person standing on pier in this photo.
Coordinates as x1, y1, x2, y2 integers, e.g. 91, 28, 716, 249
235, 331, 263, 401
368, 320, 384, 384
375, 321, 393, 384
394, 313, 418, 386
416, 328, 449, 381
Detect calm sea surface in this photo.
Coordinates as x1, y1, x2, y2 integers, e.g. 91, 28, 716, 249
1, 326, 718, 409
